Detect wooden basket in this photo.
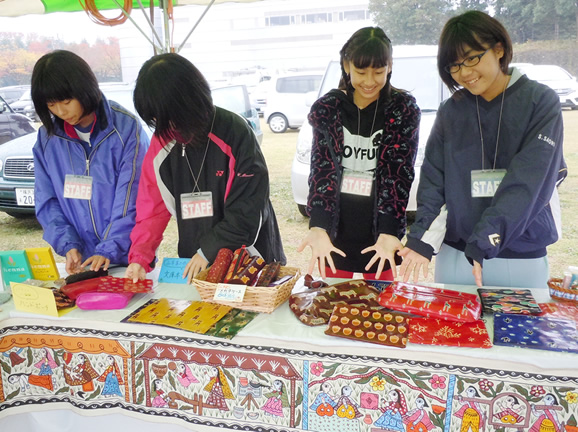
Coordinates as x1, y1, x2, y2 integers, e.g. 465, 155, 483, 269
548, 277, 578, 304
192, 266, 301, 313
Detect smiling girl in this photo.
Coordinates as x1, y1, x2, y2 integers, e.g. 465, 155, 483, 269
298, 27, 421, 280
399, 11, 567, 288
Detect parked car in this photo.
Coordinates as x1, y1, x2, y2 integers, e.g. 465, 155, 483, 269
0, 83, 262, 218
290, 47, 450, 218
211, 84, 263, 145
9, 88, 39, 121
0, 94, 35, 146
0, 85, 30, 106
515, 63, 578, 109
263, 73, 323, 133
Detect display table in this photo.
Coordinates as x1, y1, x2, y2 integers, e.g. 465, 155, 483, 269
0, 270, 576, 432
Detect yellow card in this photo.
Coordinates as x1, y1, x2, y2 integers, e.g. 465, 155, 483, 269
10, 282, 74, 317
25, 247, 60, 281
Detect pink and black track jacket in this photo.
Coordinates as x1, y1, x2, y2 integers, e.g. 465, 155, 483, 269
128, 106, 285, 271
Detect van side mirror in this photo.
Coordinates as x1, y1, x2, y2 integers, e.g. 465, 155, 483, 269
0, 102, 6, 113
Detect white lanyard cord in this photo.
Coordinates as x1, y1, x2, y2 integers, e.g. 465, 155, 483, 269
475, 76, 509, 171
183, 111, 216, 193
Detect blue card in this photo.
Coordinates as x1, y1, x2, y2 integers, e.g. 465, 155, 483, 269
158, 258, 190, 284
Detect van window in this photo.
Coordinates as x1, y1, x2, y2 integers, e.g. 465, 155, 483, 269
276, 76, 322, 94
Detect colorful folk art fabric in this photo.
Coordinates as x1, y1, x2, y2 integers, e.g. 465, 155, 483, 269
0, 323, 577, 432
377, 282, 482, 322
60, 276, 153, 299
477, 288, 542, 315
325, 305, 410, 348
409, 317, 492, 348
493, 313, 578, 353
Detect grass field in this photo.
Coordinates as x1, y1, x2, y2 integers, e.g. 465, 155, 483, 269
0, 110, 576, 281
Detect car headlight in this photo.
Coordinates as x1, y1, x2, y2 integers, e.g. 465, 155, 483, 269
295, 125, 313, 164
0, 159, 3, 172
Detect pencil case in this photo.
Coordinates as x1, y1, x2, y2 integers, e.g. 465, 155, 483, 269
377, 281, 482, 322
76, 291, 135, 310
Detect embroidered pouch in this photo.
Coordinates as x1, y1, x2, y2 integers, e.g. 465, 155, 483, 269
289, 280, 382, 326
493, 313, 578, 354
377, 282, 482, 322
409, 317, 492, 348
325, 304, 409, 348
477, 288, 542, 315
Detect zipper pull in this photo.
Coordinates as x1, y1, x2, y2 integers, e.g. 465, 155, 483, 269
182, 144, 185, 157
85, 159, 90, 175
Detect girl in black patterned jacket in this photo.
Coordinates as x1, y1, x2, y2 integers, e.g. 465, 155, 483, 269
298, 27, 421, 280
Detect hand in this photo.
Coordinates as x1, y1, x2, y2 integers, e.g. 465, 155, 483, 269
125, 263, 146, 283
183, 253, 209, 284
81, 255, 110, 272
297, 227, 345, 278
398, 247, 431, 283
65, 248, 83, 274
472, 260, 483, 287
361, 233, 402, 279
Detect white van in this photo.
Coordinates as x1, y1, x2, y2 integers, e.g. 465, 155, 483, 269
290, 46, 450, 217
263, 73, 323, 133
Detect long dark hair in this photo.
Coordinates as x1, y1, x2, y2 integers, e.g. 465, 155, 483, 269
133, 53, 213, 147
31, 50, 103, 136
339, 27, 395, 100
438, 11, 513, 92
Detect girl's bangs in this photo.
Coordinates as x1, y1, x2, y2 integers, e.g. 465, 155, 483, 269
351, 39, 390, 69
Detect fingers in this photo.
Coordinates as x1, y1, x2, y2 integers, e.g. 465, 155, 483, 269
473, 261, 483, 287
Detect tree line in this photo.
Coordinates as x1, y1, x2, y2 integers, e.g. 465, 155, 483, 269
369, 0, 578, 45
0, 34, 121, 87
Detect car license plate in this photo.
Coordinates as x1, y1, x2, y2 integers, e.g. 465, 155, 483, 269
15, 188, 35, 206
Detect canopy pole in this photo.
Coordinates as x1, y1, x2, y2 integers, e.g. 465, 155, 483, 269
176, 0, 216, 53
160, 0, 172, 52
135, 0, 164, 48
110, 0, 162, 52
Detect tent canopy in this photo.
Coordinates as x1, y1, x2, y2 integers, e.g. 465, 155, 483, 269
0, 0, 263, 53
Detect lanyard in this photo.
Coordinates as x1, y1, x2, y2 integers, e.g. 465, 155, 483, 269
182, 111, 216, 193
475, 76, 509, 171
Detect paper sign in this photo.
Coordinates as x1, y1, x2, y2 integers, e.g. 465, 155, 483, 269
10, 282, 74, 317
214, 283, 246, 303
158, 258, 190, 284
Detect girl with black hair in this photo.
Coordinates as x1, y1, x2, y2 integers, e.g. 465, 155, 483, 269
125, 53, 285, 283
31, 50, 149, 274
399, 11, 566, 288
298, 27, 421, 280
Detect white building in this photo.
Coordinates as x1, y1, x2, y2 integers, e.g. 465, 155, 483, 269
117, 0, 373, 83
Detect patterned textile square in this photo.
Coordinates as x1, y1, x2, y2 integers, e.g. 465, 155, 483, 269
477, 288, 542, 314
493, 313, 578, 353
409, 317, 492, 348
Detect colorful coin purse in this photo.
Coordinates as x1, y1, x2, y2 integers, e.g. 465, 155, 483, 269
377, 282, 482, 322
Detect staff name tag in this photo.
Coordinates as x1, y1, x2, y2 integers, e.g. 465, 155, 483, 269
471, 169, 507, 198
64, 175, 93, 200
181, 192, 213, 219
341, 170, 373, 196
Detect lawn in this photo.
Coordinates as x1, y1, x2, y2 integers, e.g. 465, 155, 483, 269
0, 110, 576, 281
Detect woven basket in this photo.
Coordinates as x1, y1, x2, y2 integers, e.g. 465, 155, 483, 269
192, 266, 301, 313
547, 277, 578, 304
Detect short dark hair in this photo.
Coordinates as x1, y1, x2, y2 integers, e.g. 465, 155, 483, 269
133, 53, 213, 147
339, 26, 395, 99
438, 11, 513, 92
31, 50, 102, 135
